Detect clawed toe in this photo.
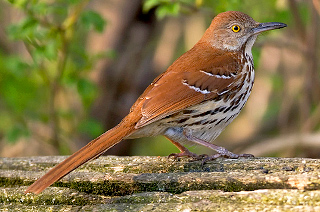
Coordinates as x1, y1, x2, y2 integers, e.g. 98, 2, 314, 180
168, 151, 254, 162
238, 153, 254, 158
168, 151, 198, 159
201, 153, 221, 164
200, 152, 254, 164
168, 151, 206, 160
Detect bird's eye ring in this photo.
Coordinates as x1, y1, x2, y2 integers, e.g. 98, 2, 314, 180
232, 25, 241, 32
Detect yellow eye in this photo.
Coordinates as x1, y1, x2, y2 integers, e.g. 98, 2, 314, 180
232, 25, 241, 32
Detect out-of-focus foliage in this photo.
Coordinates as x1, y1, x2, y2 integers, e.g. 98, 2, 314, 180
143, 0, 291, 20
138, 0, 320, 158
2, 0, 109, 153
1, 0, 318, 158
142, 0, 293, 69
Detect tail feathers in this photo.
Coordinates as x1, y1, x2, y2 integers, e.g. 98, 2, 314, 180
25, 123, 135, 194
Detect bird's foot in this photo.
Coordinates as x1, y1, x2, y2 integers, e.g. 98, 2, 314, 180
201, 152, 254, 164
182, 129, 254, 163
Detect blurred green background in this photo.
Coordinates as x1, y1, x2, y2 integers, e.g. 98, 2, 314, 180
0, 0, 319, 158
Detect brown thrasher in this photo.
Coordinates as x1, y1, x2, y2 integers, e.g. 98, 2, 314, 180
26, 11, 286, 194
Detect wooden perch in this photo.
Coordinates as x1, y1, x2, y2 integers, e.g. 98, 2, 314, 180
1, 156, 320, 210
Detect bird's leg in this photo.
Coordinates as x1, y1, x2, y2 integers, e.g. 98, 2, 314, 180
183, 129, 254, 160
166, 136, 207, 159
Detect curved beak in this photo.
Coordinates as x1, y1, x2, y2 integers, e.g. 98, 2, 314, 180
252, 22, 287, 34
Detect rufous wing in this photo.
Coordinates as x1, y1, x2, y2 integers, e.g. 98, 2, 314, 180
134, 43, 244, 128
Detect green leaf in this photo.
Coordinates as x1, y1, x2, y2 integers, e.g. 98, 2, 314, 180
77, 78, 97, 108
4, 56, 30, 78
143, 0, 161, 12
156, 3, 180, 19
7, 0, 28, 8
80, 10, 106, 33
78, 119, 104, 138
43, 40, 58, 60
32, 2, 48, 15
6, 124, 30, 143
66, 0, 83, 4
7, 17, 38, 41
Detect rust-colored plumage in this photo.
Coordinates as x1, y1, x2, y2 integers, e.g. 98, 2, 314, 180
26, 11, 286, 194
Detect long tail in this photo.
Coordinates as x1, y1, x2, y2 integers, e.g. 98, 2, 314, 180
25, 119, 136, 194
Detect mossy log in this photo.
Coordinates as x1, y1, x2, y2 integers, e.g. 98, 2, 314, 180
1, 156, 320, 211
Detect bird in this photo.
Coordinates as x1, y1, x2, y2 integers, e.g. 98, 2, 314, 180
25, 11, 286, 194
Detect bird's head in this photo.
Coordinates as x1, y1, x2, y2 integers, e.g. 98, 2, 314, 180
202, 11, 286, 52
